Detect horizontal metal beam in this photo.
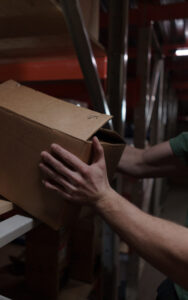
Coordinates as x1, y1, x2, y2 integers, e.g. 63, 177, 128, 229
129, 44, 186, 59
101, 3, 188, 27
166, 58, 188, 71
171, 71, 188, 82
130, 2, 188, 24
178, 115, 188, 121
173, 81, 188, 90
0, 56, 107, 82
163, 42, 188, 56
0, 295, 11, 300
177, 93, 188, 101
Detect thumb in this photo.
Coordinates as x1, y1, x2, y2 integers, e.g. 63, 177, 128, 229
92, 136, 104, 164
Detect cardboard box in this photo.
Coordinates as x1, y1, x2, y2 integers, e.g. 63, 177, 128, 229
79, 0, 99, 40
59, 279, 93, 300
69, 209, 101, 283
26, 224, 70, 300
0, 80, 125, 229
0, 0, 99, 40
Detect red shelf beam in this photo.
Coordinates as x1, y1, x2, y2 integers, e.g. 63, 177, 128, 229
0, 56, 107, 82
101, 2, 188, 28
130, 3, 188, 24
0, 36, 107, 82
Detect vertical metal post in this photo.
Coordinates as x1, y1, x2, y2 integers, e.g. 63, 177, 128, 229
59, 0, 112, 120
157, 60, 165, 144
107, 0, 129, 136
146, 59, 163, 131
126, 24, 153, 300
149, 60, 166, 216
166, 87, 178, 139
102, 1, 129, 300
56, 1, 130, 299
134, 24, 153, 148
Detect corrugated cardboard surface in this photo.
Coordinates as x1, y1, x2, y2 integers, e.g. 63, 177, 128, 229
59, 280, 93, 300
0, 81, 125, 229
0, 0, 99, 40
0, 81, 111, 141
26, 224, 70, 299
69, 212, 101, 283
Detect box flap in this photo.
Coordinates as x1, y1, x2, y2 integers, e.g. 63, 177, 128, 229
0, 80, 112, 141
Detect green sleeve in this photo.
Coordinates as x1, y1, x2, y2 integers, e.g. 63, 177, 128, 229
175, 284, 188, 300
169, 132, 188, 165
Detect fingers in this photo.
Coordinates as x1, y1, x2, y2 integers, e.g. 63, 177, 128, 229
41, 151, 78, 183
39, 162, 78, 194
51, 144, 87, 173
40, 139, 108, 206
40, 137, 104, 185
42, 179, 72, 200
92, 136, 105, 164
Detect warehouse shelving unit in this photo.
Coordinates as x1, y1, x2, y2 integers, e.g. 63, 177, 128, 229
0, 36, 107, 82
0, 200, 34, 300
1, 1, 187, 300
0, 1, 127, 299
0, 200, 34, 249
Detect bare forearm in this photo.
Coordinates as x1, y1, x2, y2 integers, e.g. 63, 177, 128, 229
40, 139, 188, 288
118, 143, 187, 178
95, 189, 188, 289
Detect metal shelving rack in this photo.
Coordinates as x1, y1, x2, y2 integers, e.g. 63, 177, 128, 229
0, 0, 129, 299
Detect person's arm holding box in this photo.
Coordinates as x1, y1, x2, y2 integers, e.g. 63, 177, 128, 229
117, 138, 188, 178
40, 135, 188, 289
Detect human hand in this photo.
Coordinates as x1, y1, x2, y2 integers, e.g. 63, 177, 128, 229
39, 137, 112, 207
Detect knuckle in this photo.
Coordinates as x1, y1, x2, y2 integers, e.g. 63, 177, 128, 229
75, 177, 82, 186
58, 177, 65, 186
81, 166, 89, 176
56, 164, 63, 174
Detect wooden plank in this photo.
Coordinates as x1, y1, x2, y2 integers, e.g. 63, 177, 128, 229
0, 215, 34, 248
0, 199, 13, 216
0, 295, 12, 300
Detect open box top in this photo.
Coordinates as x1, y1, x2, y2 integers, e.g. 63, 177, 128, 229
0, 80, 125, 229
0, 80, 112, 141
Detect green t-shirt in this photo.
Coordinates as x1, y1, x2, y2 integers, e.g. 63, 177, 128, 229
175, 282, 188, 300
170, 132, 188, 165
169, 132, 188, 300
